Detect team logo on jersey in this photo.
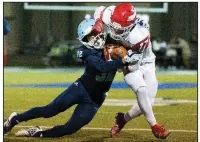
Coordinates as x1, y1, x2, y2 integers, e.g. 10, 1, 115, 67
74, 82, 78, 86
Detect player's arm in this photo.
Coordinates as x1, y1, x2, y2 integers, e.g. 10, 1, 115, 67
85, 55, 125, 72
76, 46, 125, 72
85, 49, 142, 72
76, 46, 137, 72
92, 6, 115, 35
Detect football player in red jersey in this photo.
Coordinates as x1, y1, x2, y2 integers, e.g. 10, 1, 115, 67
92, 3, 170, 139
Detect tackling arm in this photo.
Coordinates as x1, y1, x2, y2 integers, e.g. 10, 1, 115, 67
85, 55, 125, 72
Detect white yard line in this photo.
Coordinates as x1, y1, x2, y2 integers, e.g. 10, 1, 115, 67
7, 98, 196, 107
103, 99, 197, 106
15, 125, 197, 133
10, 109, 197, 116
9, 98, 197, 115
4, 67, 197, 75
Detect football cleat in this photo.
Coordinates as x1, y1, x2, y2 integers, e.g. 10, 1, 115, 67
4, 112, 19, 135
110, 112, 127, 137
151, 123, 171, 139
15, 126, 42, 137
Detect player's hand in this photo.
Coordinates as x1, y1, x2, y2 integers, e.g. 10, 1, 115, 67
122, 50, 142, 64
91, 19, 104, 35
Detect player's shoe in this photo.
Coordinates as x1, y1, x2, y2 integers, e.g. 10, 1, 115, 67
4, 112, 19, 135
110, 112, 127, 137
151, 123, 171, 139
15, 126, 42, 137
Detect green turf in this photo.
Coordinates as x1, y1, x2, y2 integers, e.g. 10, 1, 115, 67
4, 72, 197, 142
4, 129, 197, 142
4, 72, 197, 84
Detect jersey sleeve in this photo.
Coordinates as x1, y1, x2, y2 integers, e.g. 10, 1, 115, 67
135, 17, 150, 30
76, 45, 125, 72
94, 6, 106, 20
85, 54, 124, 72
94, 6, 115, 26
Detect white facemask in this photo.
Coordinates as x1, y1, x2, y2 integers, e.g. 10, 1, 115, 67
87, 33, 107, 49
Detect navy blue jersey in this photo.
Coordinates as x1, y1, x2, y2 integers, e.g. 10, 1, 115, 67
76, 45, 125, 105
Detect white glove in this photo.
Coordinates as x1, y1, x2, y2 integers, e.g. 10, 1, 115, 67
123, 50, 142, 64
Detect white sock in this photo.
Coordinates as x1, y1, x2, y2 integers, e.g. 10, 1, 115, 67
136, 87, 157, 126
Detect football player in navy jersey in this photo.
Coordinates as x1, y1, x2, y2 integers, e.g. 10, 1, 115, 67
4, 19, 136, 138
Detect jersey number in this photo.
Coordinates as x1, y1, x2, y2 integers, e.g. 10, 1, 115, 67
77, 51, 83, 58
138, 38, 149, 52
96, 72, 115, 82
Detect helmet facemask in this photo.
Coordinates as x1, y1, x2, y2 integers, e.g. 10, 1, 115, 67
87, 32, 107, 49
82, 32, 107, 50
109, 22, 134, 40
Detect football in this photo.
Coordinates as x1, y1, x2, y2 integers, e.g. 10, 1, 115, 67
109, 46, 127, 59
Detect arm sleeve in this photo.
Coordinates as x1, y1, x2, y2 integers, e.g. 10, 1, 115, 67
85, 55, 124, 72
94, 6, 106, 20
94, 6, 115, 25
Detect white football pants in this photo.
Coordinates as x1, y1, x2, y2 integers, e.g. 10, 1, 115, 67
124, 62, 158, 126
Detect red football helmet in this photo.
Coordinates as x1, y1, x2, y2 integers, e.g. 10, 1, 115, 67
110, 3, 137, 40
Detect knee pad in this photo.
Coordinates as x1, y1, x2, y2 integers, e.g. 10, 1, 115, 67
137, 86, 148, 96
137, 87, 155, 106
124, 71, 146, 93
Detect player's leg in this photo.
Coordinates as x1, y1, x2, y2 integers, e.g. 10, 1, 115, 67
111, 70, 157, 137
125, 70, 157, 126
142, 62, 158, 104
15, 83, 104, 138
4, 82, 81, 134
142, 63, 170, 139
17, 102, 99, 138
115, 63, 170, 139
124, 63, 158, 122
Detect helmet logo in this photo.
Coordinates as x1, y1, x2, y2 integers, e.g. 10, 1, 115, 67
128, 15, 135, 21
112, 22, 122, 29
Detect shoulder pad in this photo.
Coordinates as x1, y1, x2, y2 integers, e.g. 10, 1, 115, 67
135, 18, 149, 30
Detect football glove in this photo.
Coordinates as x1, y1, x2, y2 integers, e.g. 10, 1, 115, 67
123, 50, 142, 64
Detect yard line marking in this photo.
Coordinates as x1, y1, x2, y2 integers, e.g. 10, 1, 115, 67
154, 113, 197, 116
6, 98, 197, 108
103, 99, 197, 106
10, 109, 197, 116
4, 67, 197, 75
15, 126, 197, 133
100, 112, 197, 116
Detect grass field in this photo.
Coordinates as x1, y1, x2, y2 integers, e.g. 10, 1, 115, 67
4, 70, 197, 142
